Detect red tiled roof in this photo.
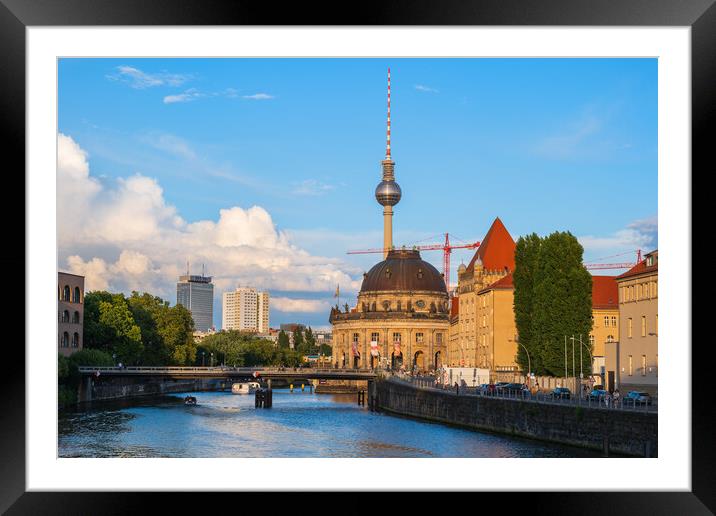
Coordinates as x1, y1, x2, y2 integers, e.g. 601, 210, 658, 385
466, 217, 516, 273
591, 276, 618, 310
616, 251, 658, 281
478, 272, 514, 294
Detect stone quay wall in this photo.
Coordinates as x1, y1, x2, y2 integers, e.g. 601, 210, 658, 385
375, 378, 657, 457
78, 375, 229, 404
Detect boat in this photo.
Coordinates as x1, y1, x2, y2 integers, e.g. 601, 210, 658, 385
231, 381, 261, 394
183, 396, 197, 405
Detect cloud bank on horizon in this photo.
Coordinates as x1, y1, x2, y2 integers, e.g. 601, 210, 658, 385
57, 133, 361, 324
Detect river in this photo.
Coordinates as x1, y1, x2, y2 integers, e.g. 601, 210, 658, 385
58, 389, 602, 458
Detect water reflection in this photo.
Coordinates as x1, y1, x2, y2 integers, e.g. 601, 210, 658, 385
58, 389, 602, 458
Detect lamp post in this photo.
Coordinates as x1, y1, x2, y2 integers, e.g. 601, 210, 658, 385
512, 337, 531, 384
210, 352, 214, 367
201, 351, 205, 367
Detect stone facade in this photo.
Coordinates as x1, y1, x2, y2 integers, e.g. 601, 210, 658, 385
330, 250, 449, 372
475, 274, 519, 380
58, 272, 84, 357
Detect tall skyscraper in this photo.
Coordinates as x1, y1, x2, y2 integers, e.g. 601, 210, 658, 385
222, 287, 270, 333
176, 273, 214, 332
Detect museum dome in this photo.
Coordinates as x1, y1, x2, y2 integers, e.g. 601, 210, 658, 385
360, 249, 447, 293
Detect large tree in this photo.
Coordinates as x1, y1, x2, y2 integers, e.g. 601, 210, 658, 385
277, 330, 290, 349
513, 231, 593, 377
513, 233, 543, 374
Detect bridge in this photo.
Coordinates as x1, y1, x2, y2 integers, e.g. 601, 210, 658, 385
77, 366, 378, 382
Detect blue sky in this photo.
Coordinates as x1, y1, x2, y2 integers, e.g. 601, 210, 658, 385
57, 58, 657, 329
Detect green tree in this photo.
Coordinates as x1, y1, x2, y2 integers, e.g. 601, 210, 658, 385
304, 326, 316, 351
292, 327, 304, 351
98, 298, 143, 365
278, 330, 290, 349
531, 232, 593, 377
513, 233, 543, 374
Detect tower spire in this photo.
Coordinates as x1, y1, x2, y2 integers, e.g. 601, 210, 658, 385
386, 67, 391, 159
375, 67, 401, 259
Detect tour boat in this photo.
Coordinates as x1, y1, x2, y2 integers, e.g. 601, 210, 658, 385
231, 382, 261, 394
184, 396, 197, 405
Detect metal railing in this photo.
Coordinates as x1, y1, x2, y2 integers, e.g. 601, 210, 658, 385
390, 373, 657, 413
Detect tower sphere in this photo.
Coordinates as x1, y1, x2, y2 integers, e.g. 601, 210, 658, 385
375, 180, 402, 206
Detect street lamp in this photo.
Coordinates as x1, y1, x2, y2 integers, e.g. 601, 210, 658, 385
201, 351, 205, 367
511, 337, 531, 381
210, 352, 214, 367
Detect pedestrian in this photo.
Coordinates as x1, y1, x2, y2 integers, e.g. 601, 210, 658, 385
613, 389, 620, 408
604, 390, 611, 408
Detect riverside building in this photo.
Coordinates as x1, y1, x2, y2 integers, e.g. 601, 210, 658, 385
58, 271, 84, 357
176, 272, 214, 332
330, 68, 449, 371
606, 250, 658, 395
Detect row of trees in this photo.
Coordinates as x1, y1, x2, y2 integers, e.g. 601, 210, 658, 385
513, 231, 593, 377
197, 330, 305, 368
83, 291, 197, 366
277, 326, 332, 356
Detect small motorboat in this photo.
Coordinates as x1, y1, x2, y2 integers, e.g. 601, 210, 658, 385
231, 381, 261, 394
184, 396, 197, 405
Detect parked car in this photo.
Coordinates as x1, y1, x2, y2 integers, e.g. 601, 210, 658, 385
500, 383, 529, 395
623, 391, 653, 405
551, 387, 571, 399
588, 389, 608, 401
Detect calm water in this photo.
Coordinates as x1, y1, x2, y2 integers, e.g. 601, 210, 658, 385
58, 389, 602, 458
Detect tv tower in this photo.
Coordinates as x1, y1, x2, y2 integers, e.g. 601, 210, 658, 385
374, 67, 402, 259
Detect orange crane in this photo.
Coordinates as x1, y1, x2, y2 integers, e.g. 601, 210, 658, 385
347, 233, 480, 290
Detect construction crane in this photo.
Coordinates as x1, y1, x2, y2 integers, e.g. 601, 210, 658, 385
347, 233, 480, 290
583, 249, 642, 271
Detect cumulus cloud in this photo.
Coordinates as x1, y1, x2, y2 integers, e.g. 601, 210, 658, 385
57, 133, 360, 313
107, 65, 191, 89
271, 297, 331, 313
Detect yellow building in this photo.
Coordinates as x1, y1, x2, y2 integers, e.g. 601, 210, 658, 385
475, 273, 519, 380
606, 250, 658, 394
451, 217, 516, 368
589, 276, 619, 385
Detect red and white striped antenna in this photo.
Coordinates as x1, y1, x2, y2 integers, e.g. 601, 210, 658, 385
386, 67, 391, 159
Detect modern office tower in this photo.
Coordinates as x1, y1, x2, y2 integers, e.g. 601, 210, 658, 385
222, 287, 270, 332
176, 273, 214, 332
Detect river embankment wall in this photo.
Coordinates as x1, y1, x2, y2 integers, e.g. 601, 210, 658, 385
77, 375, 229, 404
375, 378, 657, 457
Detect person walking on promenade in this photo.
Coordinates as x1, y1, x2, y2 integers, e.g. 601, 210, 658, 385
613, 389, 620, 408
604, 390, 612, 408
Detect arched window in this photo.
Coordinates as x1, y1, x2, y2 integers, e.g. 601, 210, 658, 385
62, 332, 69, 348
72, 332, 80, 348
589, 335, 595, 346
63, 285, 71, 301
73, 311, 80, 324
73, 287, 81, 303
62, 310, 70, 323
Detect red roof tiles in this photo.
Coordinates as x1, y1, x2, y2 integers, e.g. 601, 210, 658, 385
616, 251, 658, 281
591, 276, 618, 310
466, 217, 516, 273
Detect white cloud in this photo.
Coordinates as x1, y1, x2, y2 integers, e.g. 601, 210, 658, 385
142, 132, 196, 160
292, 179, 335, 196
163, 88, 204, 104
414, 84, 439, 93
271, 297, 331, 313
242, 93, 274, 100
57, 134, 361, 312
107, 65, 191, 89
579, 215, 658, 256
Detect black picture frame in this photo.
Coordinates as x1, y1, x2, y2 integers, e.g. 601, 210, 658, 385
3, 0, 708, 513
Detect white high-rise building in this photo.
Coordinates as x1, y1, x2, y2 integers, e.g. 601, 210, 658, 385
222, 287, 270, 332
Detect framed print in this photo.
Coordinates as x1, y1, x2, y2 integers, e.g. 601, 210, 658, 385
3, 0, 711, 513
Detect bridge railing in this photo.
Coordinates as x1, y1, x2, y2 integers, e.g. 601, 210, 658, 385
77, 366, 378, 375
